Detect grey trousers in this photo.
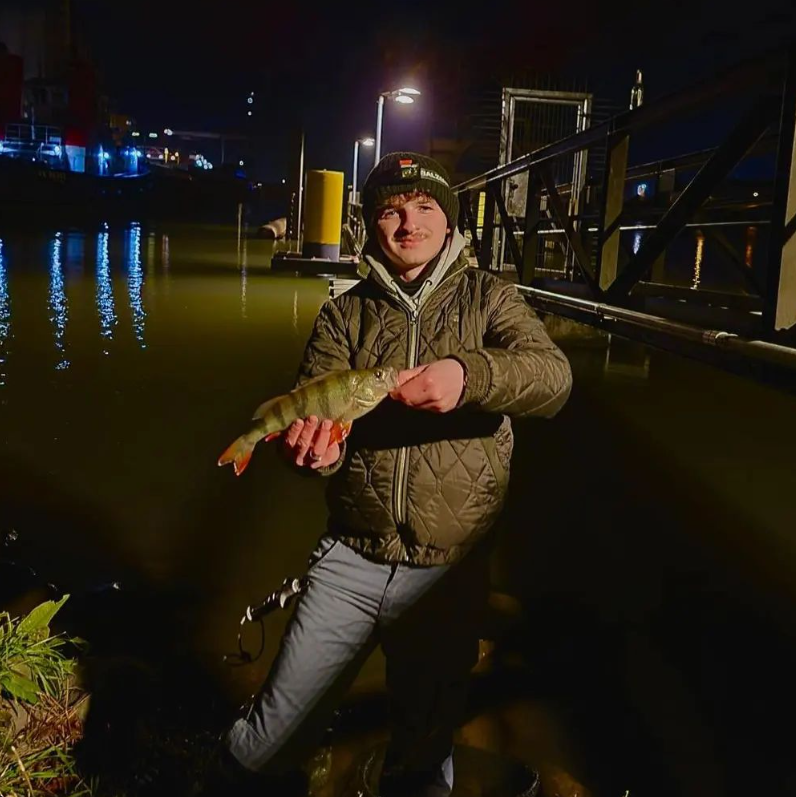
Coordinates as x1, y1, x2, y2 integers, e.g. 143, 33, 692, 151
225, 535, 488, 795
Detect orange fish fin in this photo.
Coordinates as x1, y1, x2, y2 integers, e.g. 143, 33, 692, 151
339, 420, 353, 441
233, 450, 253, 476
218, 436, 255, 477
264, 431, 282, 443
329, 420, 353, 445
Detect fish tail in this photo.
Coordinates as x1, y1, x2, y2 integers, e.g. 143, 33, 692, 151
218, 434, 256, 476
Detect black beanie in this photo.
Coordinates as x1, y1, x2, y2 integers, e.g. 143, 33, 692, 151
361, 152, 459, 232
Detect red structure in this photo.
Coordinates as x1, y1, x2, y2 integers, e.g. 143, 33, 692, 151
64, 60, 97, 148
0, 50, 23, 127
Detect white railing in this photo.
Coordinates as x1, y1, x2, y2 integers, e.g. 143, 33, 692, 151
3, 123, 63, 145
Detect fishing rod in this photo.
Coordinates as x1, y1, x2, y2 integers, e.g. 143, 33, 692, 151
224, 576, 309, 666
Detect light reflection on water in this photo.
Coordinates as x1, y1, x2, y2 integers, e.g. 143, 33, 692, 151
147, 232, 156, 276
126, 222, 146, 348
0, 220, 336, 668
65, 230, 85, 272
240, 236, 248, 319
745, 225, 757, 268
0, 222, 795, 793
96, 226, 117, 353
692, 231, 705, 290
48, 232, 70, 370
0, 239, 9, 387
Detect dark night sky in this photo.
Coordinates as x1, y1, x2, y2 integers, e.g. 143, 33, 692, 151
66, 0, 796, 180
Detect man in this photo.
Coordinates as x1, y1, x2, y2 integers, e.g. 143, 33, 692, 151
215, 152, 572, 796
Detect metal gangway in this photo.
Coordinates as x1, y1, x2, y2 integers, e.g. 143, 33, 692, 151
453, 48, 796, 384
1, 123, 63, 162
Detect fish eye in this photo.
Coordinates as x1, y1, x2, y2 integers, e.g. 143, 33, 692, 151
375, 369, 384, 379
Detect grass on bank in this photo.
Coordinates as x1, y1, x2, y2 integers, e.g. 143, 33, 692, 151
0, 595, 95, 796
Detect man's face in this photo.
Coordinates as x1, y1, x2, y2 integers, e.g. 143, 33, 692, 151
375, 194, 450, 275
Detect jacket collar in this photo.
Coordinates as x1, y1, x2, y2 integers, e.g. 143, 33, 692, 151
357, 228, 469, 314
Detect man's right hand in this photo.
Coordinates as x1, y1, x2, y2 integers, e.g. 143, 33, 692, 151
283, 416, 342, 470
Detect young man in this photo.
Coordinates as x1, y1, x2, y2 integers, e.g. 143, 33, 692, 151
218, 153, 572, 796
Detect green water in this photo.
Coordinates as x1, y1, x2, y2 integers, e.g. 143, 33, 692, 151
1, 219, 795, 796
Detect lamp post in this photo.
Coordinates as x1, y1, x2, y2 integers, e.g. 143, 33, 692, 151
352, 136, 375, 205
374, 86, 421, 164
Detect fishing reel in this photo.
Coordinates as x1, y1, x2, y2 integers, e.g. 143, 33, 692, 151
224, 576, 309, 666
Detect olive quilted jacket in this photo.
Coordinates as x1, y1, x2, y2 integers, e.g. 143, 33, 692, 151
294, 231, 572, 565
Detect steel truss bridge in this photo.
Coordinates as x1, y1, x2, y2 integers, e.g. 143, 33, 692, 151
453, 48, 796, 386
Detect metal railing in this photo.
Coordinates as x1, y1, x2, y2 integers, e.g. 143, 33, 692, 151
3, 123, 63, 146
453, 48, 796, 354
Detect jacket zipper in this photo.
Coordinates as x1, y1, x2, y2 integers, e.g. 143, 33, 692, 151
394, 303, 419, 526
391, 265, 466, 527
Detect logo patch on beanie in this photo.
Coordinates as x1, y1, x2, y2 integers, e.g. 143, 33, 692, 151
398, 158, 420, 180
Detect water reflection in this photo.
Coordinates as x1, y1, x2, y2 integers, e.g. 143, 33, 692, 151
65, 231, 85, 273
0, 239, 9, 387
692, 231, 704, 290
126, 223, 146, 348
240, 236, 248, 319
162, 234, 170, 271
745, 225, 757, 268
147, 232, 156, 276
48, 232, 70, 370
632, 230, 643, 255
96, 226, 117, 354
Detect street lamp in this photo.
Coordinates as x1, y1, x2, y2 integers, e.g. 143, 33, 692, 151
352, 136, 375, 204
374, 86, 421, 163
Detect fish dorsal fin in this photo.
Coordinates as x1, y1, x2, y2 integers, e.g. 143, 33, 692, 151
293, 373, 330, 390
251, 395, 285, 421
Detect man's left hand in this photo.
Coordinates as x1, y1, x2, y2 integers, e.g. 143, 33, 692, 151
390, 358, 465, 413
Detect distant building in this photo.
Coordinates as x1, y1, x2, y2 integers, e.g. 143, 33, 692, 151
0, 0, 140, 176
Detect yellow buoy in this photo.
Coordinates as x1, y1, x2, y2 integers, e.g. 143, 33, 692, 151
303, 170, 344, 261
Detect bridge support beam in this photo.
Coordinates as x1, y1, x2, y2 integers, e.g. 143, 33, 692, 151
539, 165, 600, 297
461, 191, 481, 259
766, 54, 796, 333
596, 132, 629, 292
606, 92, 777, 303
519, 173, 542, 286
478, 186, 497, 271
493, 184, 523, 273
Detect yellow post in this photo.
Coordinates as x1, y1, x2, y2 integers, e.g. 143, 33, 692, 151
303, 170, 344, 261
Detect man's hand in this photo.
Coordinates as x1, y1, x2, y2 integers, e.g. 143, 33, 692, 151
390, 358, 465, 413
283, 416, 342, 470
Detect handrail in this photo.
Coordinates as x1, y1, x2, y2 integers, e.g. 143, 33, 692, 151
519, 284, 796, 372
450, 45, 795, 345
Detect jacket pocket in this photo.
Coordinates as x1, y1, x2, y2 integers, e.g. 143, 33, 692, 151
307, 536, 340, 571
